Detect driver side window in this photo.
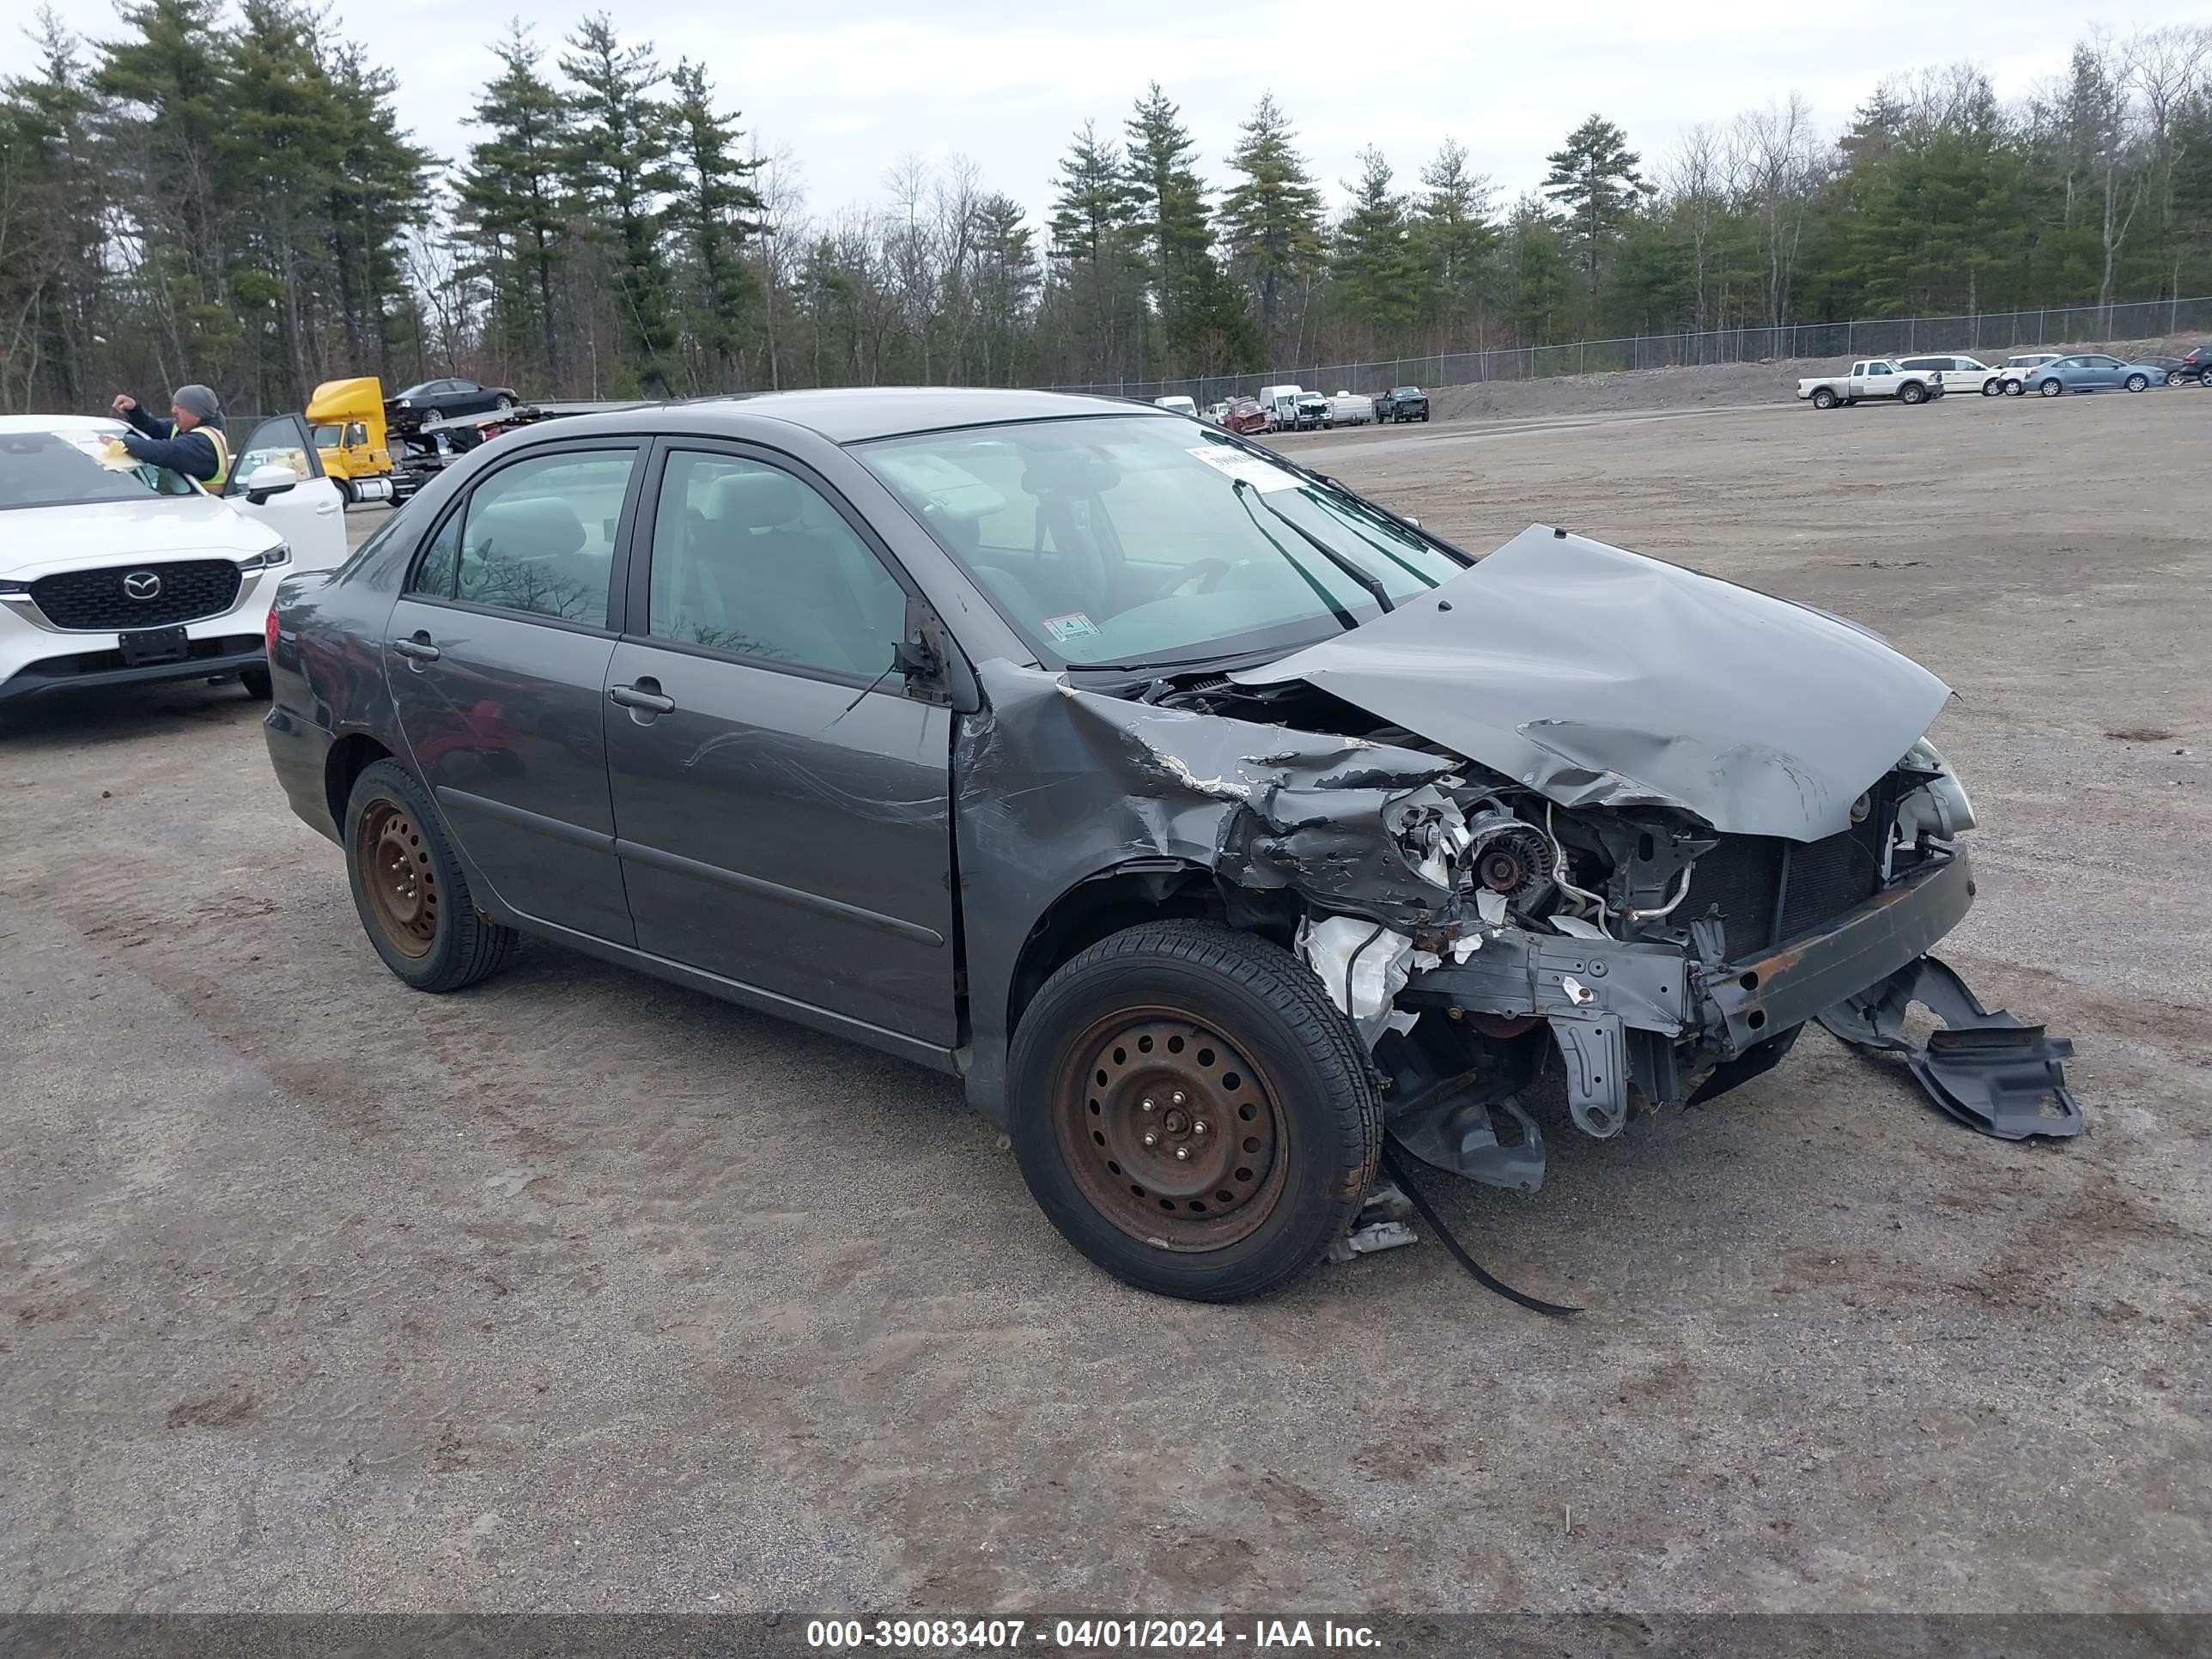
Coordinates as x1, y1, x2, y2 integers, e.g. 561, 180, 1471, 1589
645, 451, 910, 681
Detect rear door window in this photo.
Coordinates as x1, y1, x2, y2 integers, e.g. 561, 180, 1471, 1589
410, 447, 640, 628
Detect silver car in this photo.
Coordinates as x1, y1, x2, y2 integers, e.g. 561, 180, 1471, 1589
2020, 354, 2171, 397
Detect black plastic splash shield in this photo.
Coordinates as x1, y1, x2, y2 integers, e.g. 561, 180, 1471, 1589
1817, 954, 2083, 1140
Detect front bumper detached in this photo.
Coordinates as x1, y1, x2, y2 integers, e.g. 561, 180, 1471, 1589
1397, 848, 2081, 1186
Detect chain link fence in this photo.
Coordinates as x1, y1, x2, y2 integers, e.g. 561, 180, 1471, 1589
1044, 295, 2212, 407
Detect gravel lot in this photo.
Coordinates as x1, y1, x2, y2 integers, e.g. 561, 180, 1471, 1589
3, 388, 2206, 1615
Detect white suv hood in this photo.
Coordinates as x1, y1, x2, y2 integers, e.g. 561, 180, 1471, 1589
2, 496, 278, 580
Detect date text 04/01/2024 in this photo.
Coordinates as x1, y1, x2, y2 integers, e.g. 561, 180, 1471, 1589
805, 1618, 1383, 1649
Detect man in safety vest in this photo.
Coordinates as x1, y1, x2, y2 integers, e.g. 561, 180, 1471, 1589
110, 384, 231, 488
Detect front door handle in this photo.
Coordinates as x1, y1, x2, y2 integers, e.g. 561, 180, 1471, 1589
389, 634, 441, 663
609, 680, 676, 714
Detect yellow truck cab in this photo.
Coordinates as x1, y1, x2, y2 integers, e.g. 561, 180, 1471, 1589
305, 377, 400, 502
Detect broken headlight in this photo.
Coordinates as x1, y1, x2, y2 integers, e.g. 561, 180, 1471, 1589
1897, 736, 1977, 839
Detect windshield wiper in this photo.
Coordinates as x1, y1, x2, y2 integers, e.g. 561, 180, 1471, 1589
1233, 477, 1395, 615
1228, 478, 1358, 632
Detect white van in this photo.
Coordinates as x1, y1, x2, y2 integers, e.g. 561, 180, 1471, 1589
1256, 384, 1304, 430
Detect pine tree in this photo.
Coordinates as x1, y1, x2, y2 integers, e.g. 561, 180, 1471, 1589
972, 192, 1039, 385
1048, 120, 1142, 375
561, 14, 678, 392
1504, 197, 1571, 342
221, 0, 356, 404
94, 0, 237, 384
1218, 91, 1323, 349
665, 58, 763, 388
319, 45, 434, 383
457, 24, 572, 388
1122, 82, 1212, 371
1542, 114, 1650, 297
1, 11, 106, 407
1411, 137, 1498, 343
1331, 146, 1416, 337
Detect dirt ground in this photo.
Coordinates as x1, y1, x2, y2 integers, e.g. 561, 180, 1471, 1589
3, 386, 2207, 1616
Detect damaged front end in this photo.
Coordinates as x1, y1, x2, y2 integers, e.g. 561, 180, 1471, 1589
963, 525, 2080, 1201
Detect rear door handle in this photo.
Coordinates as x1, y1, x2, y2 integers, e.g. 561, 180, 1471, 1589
609, 681, 675, 714
389, 635, 441, 663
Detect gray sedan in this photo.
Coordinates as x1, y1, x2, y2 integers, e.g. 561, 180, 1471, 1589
261, 389, 2076, 1302
2020, 353, 2172, 395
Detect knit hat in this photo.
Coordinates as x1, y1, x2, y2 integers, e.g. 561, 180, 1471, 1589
172, 384, 222, 426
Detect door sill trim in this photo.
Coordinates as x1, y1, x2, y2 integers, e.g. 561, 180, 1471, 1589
514, 910, 961, 1076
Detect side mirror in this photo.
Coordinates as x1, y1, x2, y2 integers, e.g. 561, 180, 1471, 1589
243, 462, 301, 505
894, 599, 980, 714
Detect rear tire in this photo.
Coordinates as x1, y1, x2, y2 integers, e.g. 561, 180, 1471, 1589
1810, 386, 1837, 410
2039, 378, 2063, 397
2125, 373, 2149, 392
2004, 380, 2024, 396
343, 759, 519, 994
1009, 921, 1380, 1302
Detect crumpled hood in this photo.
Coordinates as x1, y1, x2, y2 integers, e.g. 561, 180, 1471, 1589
1233, 525, 1952, 842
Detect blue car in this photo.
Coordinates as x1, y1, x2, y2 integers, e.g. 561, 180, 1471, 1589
2021, 353, 2169, 396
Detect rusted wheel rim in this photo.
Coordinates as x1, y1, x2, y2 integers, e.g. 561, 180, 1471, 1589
1054, 1011, 1287, 1252
356, 799, 438, 958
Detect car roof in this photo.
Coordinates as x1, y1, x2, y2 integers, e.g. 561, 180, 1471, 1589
0, 413, 125, 434
519, 386, 1162, 445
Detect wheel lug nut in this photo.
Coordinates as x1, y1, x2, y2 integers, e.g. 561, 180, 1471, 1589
1174, 1146, 1191, 1161
1142, 1132, 1158, 1147
1171, 1091, 1186, 1106
1194, 1120, 1208, 1136
1140, 1098, 1155, 1113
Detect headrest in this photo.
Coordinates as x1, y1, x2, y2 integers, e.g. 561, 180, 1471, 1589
708, 467, 805, 529
471, 495, 585, 559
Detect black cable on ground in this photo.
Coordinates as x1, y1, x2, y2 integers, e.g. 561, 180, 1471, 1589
1380, 1144, 1583, 1317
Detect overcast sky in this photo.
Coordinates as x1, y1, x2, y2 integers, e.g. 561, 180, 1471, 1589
12, 0, 2207, 226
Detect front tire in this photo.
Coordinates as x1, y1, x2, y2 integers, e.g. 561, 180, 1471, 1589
1981, 378, 2002, 397
1900, 381, 1927, 404
2125, 373, 2149, 392
343, 759, 519, 994
1009, 921, 1380, 1302
240, 666, 271, 701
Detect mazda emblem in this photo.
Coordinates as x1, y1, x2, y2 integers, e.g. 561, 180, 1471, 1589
123, 571, 162, 601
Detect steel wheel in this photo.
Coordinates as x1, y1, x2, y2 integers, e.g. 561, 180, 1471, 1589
355, 798, 439, 958
1054, 1010, 1288, 1252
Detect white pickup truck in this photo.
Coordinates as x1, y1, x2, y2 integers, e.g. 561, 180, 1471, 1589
1796, 359, 1946, 410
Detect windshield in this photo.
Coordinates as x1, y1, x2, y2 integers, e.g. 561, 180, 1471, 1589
859, 415, 1464, 669
0, 427, 199, 511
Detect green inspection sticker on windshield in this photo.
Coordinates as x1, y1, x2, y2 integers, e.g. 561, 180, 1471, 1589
1187, 445, 1302, 492
1042, 611, 1101, 643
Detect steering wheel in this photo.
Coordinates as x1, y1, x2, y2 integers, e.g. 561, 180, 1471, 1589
1146, 558, 1235, 603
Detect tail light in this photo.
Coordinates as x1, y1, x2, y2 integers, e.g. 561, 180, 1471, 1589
264, 603, 280, 658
